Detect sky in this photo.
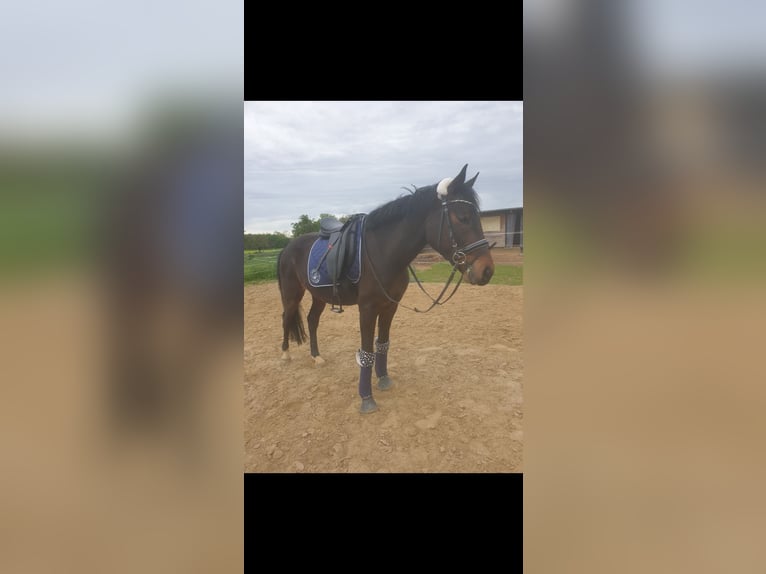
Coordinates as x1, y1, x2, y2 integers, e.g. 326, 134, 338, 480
1, 0, 242, 138
244, 101, 523, 235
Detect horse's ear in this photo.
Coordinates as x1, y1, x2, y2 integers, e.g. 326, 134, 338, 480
448, 164, 468, 192
465, 171, 479, 188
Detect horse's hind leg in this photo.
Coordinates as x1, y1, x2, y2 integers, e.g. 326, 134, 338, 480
307, 296, 327, 365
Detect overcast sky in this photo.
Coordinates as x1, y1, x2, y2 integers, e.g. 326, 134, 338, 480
244, 101, 523, 235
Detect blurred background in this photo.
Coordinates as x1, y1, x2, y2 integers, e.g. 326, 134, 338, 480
0, 1, 243, 572
5, 0, 766, 569
525, 0, 766, 572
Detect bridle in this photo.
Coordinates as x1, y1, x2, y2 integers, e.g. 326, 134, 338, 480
436, 198, 491, 267
364, 196, 492, 313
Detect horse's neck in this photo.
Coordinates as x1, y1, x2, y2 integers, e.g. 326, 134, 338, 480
367, 215, 427, 275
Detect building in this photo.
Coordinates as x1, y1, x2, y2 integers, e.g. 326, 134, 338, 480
480, 207, 523, 249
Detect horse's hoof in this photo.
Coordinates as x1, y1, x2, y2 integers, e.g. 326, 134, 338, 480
360, 397, 378, 414
313, 356, 326, 366
281, 351, 291, 361
377, 376, 393, 390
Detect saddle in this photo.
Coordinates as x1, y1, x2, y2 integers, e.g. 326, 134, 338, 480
312, 214, 364, 312
319, 218, 344, 238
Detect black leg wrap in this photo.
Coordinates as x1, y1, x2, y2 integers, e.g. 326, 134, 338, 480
375, 338, 389, 378
375, 352, 388, 378
358, 366, 373, 399
358, 366, 378, 413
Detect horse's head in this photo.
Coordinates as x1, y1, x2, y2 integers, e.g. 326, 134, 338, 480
425, 164, 495, 285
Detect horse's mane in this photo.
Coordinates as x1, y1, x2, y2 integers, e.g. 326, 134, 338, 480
366, 183, 480, 230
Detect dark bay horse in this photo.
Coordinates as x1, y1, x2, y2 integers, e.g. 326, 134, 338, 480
276, 164, 495, 414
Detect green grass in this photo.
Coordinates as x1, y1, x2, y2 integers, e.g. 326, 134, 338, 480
244, 249, 280, 283
412, 262, 522, 286
244, 251, 523, 286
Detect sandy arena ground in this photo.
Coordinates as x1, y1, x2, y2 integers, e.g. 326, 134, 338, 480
244, 253, 523, 473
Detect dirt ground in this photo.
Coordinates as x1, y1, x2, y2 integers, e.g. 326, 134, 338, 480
244, 256, 523, 473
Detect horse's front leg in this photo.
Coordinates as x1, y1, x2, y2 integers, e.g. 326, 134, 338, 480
357, 303, 379, 414
375, 302, 397, 390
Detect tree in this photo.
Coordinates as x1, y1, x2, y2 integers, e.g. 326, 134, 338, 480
244, 232, 291, 250
291, 214, 320, 237
320, 213, 349, 223
269, 232, 289, 249
253, 235, 269, 251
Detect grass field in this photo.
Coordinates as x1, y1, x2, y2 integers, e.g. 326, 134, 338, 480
244, 249, 281, 284
244, 250, 523, 286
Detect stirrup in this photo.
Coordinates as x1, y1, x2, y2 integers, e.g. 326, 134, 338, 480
330, 284, 344, 313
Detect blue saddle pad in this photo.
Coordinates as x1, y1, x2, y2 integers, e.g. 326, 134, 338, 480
307, 216, 364, 288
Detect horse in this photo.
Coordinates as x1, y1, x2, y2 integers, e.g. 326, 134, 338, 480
276, 164, 495, 414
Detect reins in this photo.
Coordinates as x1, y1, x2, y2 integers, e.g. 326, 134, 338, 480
363, 197, 491, 313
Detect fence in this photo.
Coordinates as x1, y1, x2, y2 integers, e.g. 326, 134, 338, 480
484, 230, 524, 250
418, 230, 523, 255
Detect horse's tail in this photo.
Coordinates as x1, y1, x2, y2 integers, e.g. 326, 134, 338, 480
277, 245, 307, 345
286, 307, 308, 345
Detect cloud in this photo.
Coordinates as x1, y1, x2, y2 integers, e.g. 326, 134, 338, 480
244, 101, 523, 234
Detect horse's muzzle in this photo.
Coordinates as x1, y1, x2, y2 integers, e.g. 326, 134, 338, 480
466, 253, 494, 285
